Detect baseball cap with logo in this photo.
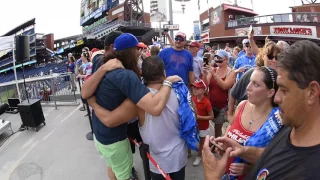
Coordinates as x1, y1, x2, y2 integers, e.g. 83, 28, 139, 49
175, 32, 186, 40
114, 33, 139, 51
191, 79, 208, 90
188, 41, 202, 48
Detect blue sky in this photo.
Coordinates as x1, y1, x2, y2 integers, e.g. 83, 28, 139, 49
0, 0, 301, 39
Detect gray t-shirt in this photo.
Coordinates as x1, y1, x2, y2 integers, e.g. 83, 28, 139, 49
139, 88, 187, 174
193, 56, 203, 80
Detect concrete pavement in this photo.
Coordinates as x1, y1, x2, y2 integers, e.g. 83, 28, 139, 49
0, 105, 223, 180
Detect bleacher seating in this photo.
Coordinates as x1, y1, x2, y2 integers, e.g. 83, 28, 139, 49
0, 60, 68, 84
0, 57, 13, 67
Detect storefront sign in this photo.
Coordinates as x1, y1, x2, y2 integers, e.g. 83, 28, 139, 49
235, 27, 261, 36
270, 25, 317, 38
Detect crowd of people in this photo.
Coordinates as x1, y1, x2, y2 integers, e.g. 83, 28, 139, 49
69, 29, 319, 180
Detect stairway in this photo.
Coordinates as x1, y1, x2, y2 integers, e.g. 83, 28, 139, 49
141, 29, 160, 45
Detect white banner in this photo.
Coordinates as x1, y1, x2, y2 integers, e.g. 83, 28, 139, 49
0, 35, 14, 52
150, 0, 167, 22
270, 25, 317, 39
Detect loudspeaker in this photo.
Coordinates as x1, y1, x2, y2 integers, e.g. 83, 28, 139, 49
15, 35, 30, 63
0, 103, 9, 115
18, 99, 45, 130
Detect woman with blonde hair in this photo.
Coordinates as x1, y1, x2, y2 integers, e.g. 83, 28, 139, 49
227, 41, 281, 125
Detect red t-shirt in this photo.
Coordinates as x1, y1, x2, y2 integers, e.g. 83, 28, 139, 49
193, 96, 212, 130
225, 101, 254, 180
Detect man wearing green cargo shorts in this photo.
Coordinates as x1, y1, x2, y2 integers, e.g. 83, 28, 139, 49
83, 33, 182, 180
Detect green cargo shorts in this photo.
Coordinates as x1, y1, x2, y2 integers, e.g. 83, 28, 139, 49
94, 136, 133, 180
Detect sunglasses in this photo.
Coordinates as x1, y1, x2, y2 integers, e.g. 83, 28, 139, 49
175, 37, 185, 42
245, 44, 251, 48
267, 54, 278, 60
214, 56, 224, 63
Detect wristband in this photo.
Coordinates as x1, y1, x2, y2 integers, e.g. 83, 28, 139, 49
162, 80, 172, 88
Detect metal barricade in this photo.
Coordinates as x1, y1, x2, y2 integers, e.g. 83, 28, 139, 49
0, 73, 80, 108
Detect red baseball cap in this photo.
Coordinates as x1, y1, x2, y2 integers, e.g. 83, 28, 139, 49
188, 41, 202, 48
91, 48, 99, 54
137, 42, 147, 49
191, 79, 208, 90
175, 32, 186, 40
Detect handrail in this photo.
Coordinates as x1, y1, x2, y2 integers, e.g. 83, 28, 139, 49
226, 12, 320, 28
0, 73, 61, 87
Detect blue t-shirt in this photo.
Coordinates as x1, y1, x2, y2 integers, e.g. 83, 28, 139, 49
92, 69, 150, 145
237, 50, 246, 58
158, 47, 193, 86
92, 54, 104, 74
234, 55, 256, 80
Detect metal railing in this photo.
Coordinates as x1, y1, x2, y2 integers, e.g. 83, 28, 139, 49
83, 19, 152, 36
0, 73, 80, 109
227, 12, 320, 28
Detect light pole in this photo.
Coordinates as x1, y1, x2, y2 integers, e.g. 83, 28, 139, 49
168, 0, 174, 38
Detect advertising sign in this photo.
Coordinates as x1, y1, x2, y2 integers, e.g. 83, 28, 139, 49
270, 25, 317, 38
201, 32, 210, 43
235, 26, 262, 36
150, 0, 167, 22
80, 0, 119, 25
193, 21, 201, 40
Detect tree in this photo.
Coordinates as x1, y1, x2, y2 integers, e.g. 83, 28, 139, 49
189, 35, 194, 41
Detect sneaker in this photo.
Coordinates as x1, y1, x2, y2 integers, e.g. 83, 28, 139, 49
193, 156, 202, 166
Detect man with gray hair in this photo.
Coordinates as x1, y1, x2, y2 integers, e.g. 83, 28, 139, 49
276, 40, 290, 52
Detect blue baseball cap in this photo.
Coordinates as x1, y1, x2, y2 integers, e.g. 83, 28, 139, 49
114, 33, 139, 51
214, 50, 229, 59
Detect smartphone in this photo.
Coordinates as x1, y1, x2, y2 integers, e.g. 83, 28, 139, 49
249, 25, 254, 35
210, 141, 225, 153
203, 57, 209, 66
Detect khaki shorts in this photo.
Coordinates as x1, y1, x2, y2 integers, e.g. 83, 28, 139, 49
199, 128, 212, 137
94, 136, 133, 180
213, 108, 227, 125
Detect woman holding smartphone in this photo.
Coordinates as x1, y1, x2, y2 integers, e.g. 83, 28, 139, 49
203, 50, 236, 138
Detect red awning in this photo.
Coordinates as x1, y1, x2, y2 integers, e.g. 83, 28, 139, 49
223, 4, 258, 15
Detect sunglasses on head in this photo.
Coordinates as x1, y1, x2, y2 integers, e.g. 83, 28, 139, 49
175, 36, 185, 42
267, 54, 278, 60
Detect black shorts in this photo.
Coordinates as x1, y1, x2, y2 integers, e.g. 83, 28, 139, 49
127, 120, 142, 154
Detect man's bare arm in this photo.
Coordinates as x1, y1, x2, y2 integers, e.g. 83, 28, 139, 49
82, 67, 107, 99
88, 97, 137, 127
188, 71, 195, 87
82, 59, 124, 99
